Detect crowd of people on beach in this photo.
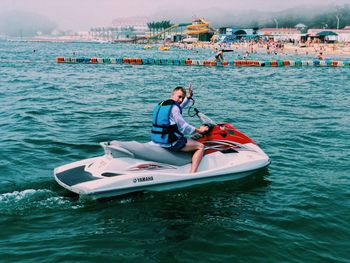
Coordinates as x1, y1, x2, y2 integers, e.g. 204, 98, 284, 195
167, 38, 350, 61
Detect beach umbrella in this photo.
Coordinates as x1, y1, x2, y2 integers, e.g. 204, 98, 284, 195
316, 31, 338, 37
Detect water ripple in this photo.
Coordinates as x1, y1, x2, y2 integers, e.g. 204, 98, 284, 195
0, 40, 349, 262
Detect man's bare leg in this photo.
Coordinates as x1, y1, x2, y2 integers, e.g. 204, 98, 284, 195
181, 138, 205, 173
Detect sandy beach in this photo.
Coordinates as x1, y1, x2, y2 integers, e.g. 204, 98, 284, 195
170, 40, 350, 59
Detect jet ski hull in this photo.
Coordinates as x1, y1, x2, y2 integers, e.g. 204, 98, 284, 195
54, 143, 270, 200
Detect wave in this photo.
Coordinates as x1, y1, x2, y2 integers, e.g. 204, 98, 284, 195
0, 188, 84, 215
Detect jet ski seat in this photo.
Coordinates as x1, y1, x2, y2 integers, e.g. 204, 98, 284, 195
104, 141, 193, 166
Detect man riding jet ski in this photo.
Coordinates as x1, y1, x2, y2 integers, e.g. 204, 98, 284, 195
54, 86, 270, 199
151, 85, 208, 173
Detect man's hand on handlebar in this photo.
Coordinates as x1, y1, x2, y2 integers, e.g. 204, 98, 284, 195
196, 125, 209, 134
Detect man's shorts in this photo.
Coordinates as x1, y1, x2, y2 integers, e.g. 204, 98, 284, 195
168, 137, 187, 152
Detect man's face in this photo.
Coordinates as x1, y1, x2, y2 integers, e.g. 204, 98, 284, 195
171, 90, 185, 104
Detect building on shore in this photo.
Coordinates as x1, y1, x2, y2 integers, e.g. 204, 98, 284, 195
258, 28, 301, 42
216, 27, 257, 42
307, 27, 350, 43
215, 27, 303, 43
111, 17, 148, 40
89, 17, 149, 41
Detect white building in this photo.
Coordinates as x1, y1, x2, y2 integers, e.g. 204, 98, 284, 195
258, 28, 301, 41
307, 27, 350, 42
88, 17, 149, 41
111, 17, 149, 39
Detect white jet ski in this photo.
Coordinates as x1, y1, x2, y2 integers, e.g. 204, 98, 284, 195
54, 108, 270, 199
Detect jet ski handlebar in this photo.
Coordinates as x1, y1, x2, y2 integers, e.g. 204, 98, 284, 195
187, 99, 216, 130
194, 108, 216, 127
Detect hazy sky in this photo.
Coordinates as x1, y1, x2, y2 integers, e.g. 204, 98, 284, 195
0, 0, 347, 30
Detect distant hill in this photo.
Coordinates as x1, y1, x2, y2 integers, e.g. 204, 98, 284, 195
0, 10, 57, 37
151, 4, 350, 29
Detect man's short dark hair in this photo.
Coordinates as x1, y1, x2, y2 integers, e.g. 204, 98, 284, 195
173, 86, 186, 96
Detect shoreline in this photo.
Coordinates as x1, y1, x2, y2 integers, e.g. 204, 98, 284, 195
168, 41, 350, 59
6, 35, 350, 58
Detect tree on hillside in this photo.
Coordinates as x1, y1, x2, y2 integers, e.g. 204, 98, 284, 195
210, 4, 350, 30
147, 20, 173, 38
308, 5, 350, 29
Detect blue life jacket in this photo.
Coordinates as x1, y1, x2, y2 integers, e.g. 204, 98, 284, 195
151, 99, 184, 144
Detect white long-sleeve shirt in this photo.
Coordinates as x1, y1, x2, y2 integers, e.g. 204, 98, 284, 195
152, 97, 195, 148
170, 97, 196, 135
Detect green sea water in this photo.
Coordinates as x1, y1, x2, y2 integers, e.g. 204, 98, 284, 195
0, 40, 349, 262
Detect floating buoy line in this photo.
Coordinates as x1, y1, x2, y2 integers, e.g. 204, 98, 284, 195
56, 57, 350, 67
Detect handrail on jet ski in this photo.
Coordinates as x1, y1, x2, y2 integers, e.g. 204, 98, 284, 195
100, 141, 135, 158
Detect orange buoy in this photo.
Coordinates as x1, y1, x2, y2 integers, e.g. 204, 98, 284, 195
203, 60, 211, 66
247, 60, 255, 66
122, 58, 130, 64
56, 57, 65, 63
270, 61, 277, 67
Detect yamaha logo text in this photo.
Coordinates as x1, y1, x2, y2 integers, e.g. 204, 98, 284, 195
133, 176, 154, 183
